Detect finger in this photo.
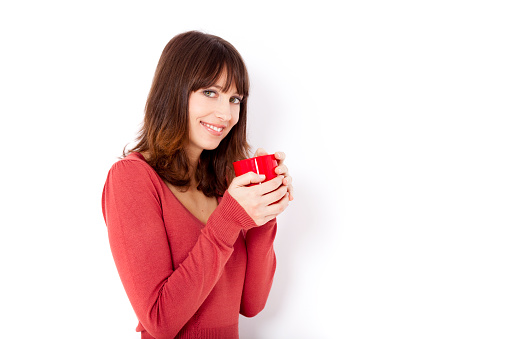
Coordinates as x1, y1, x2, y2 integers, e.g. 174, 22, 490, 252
254, 148, 268, 157
275, 164, 288, 176
257, 175, 284, 195
275, 151, 286, 163
280, 174, 294, 200
261, 184, 288, 206
233, 171, 265, 187
282, 175, 292, 186
265, 192, 290, 216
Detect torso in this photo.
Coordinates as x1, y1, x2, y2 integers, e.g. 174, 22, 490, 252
165, 182, 218, 225
139, 151, 218, 225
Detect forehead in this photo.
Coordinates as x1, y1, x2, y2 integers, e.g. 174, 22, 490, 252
191, 62, 247, 97
211, 72, 239, 94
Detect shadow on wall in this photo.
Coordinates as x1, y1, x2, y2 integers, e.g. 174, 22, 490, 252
239, 163, 334, 338
239, 70, 339, 338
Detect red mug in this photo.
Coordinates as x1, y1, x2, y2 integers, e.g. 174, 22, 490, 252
233, 154, 278, 186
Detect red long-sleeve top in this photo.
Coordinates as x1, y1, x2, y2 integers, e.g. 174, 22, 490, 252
101, 152, 277, 339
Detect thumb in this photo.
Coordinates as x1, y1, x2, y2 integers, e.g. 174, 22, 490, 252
254, 147, 268, 157
234, 172, 265, 187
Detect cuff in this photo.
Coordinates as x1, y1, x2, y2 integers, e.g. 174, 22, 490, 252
206, 190, 257, 246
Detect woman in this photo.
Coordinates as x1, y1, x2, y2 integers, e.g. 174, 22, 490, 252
102, 31, 294, 338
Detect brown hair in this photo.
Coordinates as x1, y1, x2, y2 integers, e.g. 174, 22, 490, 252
124, 31, 251, 197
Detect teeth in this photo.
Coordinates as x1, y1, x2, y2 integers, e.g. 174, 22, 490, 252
202, 122, 224, 132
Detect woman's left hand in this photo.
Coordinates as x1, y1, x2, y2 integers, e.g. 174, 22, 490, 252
254, 148, 294, 201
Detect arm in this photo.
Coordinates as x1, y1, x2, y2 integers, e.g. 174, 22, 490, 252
228, 149, 291, 318
102, 160, 256, 338
240, 219, 277, 317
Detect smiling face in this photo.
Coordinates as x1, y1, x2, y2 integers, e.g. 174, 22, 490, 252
186, 72, 243, 160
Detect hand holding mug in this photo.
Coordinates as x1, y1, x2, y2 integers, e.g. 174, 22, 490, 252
253, 148, 294, 201
228, 148, 293, 226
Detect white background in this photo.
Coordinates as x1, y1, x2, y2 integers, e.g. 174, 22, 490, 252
1, 1, 508, 338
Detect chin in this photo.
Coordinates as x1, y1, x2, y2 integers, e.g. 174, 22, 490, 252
197, 141, 220, 151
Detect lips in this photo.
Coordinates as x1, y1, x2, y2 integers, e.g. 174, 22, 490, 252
200, 122, 225, 133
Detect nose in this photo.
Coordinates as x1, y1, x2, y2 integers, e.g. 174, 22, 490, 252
214, 97, 232, 121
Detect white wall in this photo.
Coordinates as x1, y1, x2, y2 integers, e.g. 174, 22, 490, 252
1, 1, 508, 338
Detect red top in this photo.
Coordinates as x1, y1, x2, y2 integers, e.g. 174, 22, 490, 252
101, 152, 277, 338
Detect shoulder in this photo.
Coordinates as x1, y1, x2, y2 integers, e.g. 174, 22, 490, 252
105, 152, 162, 193
109, 152, 151, 176
102, 153, 165, 229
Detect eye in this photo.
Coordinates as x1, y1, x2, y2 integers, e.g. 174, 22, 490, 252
203, 90, 217, 98
230, 96, 242, 104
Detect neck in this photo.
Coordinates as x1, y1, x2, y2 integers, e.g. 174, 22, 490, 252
185, 147, 202, 190
139, 148, 203, 192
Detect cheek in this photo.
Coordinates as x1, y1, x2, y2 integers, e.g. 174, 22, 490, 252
226, 112, 240, 135
232, 107, 240, 125
232, 115, 240, 126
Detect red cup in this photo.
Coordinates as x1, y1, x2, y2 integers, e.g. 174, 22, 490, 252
233, 154, 278, 186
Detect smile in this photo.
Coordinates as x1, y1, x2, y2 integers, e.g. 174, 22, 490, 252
201, 122, 224, 133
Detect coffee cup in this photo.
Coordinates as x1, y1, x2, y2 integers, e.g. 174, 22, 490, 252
233, 154, 278, 186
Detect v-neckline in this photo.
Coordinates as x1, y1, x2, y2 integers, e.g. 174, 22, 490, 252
131, 152, 222, 227
163, 182, 220, 227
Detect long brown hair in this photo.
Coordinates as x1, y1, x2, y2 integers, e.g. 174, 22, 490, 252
124, 31, 251, 197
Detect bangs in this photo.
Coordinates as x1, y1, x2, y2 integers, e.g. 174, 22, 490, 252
189, 41, 249, 97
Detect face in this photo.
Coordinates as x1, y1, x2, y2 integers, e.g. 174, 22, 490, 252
186, 72, 243, 158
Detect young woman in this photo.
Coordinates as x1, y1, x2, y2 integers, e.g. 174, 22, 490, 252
102, 31, 294, 338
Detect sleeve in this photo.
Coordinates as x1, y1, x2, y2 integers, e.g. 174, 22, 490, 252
239, 218, 277, 317
101, 160, 257, 338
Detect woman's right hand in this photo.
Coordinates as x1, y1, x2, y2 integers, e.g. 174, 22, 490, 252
228, 172, 290, 226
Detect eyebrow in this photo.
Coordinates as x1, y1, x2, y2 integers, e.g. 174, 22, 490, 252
210, 85, 241, 97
